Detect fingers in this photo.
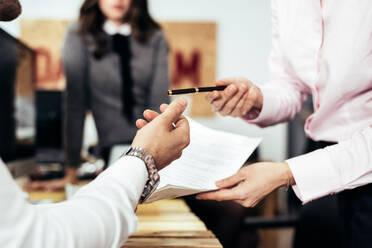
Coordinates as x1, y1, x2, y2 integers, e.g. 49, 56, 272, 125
219, 84, 248, 116
196, 188, 239, 201
136, 104, 169, 129
230, 91, 249, 117
206, 78, 260, 118
136, 110, 160, 129
136, 119, 148, 129
209, 84, 238, 112
161, 97, 188, 124
143, 110, 160, 122
205, 90, 221, 104
215, 79, 232, 86
216, 171, 244, 188
240, 91, 254, 116
205, 78, 236, 104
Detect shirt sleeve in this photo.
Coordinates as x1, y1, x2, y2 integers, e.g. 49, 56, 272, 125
62, 23, 89, 167
243, 0, 311, 127
287, 126, 372, 204
0, 156, 147, 248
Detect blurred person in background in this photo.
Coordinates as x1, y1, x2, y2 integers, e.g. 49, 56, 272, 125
29, 0, 169, 190
199, 1, 372, 247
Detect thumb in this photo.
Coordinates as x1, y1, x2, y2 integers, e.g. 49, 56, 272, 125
216, 171, 243, 188
161, 97, 187, 124
216, 79, 233, 86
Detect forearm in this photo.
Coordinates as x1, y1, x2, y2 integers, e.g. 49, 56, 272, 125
12, 156, 147, 248
244, 83, 308, 127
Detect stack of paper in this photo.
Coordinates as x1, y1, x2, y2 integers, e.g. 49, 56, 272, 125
145, 118, 261, 203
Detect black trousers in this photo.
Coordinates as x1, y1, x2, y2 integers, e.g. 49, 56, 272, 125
293, 141, 342, 248
295, 140, 372, 248
339, 184, 372, 248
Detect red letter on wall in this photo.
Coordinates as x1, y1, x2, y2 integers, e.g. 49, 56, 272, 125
172, 50, 201, 87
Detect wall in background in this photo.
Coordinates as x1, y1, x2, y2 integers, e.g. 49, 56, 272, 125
0, 0, 288, 162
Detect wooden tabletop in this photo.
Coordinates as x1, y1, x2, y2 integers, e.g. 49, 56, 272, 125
125, 199, 222, 248
27, 189, 222, 248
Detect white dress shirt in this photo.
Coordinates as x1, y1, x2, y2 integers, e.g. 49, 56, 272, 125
0, 156, 147, 248
246, 0, 372, 203
103, 20, 131, 36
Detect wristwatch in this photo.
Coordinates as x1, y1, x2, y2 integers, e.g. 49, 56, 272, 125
125, 147, 160, 203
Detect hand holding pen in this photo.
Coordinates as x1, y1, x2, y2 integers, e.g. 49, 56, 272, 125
167, 78, 263, 118
204, 78, 263, 118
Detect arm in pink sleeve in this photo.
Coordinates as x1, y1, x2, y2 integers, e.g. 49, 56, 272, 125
287, 126, 372, 204
244, 0, 310, 127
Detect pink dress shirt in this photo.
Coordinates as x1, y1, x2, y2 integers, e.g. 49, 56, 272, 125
247, 0, 372, 203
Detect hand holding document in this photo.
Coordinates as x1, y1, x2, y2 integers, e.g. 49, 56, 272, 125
145, 118, 261, 203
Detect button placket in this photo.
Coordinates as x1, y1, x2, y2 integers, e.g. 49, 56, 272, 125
314, 0, 325, 111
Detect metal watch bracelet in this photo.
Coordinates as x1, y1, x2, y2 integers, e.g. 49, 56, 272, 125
124, 147, 160, 203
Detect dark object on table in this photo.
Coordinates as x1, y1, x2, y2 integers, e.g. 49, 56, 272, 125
29, 163, 64, 181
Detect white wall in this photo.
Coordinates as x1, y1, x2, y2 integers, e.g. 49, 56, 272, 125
149, 0, 288, 162
1, 0, 288, 162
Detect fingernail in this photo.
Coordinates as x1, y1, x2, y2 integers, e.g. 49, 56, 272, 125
215, 181, 223, 187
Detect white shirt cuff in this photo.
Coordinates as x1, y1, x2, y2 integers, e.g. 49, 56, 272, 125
286, 149, 342, 204
244, 86, 279, 127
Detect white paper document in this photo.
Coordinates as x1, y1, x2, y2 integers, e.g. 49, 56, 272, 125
145, 118, 261, 203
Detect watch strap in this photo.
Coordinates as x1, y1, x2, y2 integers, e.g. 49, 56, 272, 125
125, 147, 160, 203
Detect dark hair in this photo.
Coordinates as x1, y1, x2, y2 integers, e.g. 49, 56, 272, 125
0, 0, 22, 21
78, 0, 160, 58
